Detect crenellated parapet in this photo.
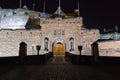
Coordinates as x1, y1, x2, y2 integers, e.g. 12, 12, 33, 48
0, 29, 42, 41
40, 17, 83, 27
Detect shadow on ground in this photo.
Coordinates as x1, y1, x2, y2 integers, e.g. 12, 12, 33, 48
0, 56, 120, 80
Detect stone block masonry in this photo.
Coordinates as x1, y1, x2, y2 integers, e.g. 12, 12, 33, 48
0, 17, 99, 57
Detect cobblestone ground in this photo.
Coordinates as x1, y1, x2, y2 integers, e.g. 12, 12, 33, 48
0, 56, 120, 80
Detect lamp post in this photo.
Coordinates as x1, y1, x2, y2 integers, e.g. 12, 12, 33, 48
36, 45, 41, 55
78, 45, 82, 55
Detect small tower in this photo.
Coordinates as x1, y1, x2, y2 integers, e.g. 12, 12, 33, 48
58, 0, 61, 15
29, 11, 35, 19
54, 0, 64, 16
74, 1, 80, 17
23, 5, 28, 9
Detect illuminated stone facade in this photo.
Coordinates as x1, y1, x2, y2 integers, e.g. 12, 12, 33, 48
98, 40, 120, 57
0, 9, 99, 57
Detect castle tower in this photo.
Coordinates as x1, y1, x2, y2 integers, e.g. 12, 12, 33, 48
74, 1, 80, 17
29, 11, 34, 19
54, 0, 65, 16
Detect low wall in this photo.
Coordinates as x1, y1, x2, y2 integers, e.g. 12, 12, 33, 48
65, 52, 93, 64
0, 52, 53, 64
98, 40, 120, 57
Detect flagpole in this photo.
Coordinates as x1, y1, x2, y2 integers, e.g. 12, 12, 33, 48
78, 1, 80, 17
33, 3, 35, 10
43, 1, 46, 14
20, 0, 22, 8
58, 0, 61, 15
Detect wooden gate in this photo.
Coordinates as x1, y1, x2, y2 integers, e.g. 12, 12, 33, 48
53, 43, 65, 55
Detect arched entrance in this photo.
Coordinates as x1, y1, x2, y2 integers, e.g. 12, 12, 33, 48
19, 42, 27, 56
19, 42, 27, 63
53, 42, 65, 55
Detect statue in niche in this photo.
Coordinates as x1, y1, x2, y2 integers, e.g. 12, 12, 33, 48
70, 38, 74, 51
44, 38, 48, 51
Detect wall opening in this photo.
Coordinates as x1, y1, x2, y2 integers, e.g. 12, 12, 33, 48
69, 37, 74, 51
19, 42, 27, 56
53, 42, 65, 55
19, 42, 27, 62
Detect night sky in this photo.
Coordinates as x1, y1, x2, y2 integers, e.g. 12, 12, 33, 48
0, 0, 120, 31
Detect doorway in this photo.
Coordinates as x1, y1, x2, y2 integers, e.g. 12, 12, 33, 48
19, 42, 27, 63
53, 42, 65, 55
19, 42, 27, 56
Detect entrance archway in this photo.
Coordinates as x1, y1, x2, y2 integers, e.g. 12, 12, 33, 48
53, 42, 65, 55
19, 42, 27, 63
19, 42, 27, 56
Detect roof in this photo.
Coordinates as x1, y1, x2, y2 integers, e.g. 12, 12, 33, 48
99, 32, 120, 40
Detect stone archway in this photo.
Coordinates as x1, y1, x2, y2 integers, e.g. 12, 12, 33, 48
19, 42, 27, 63
19, 42, 27, 56
53, 42, 65, 55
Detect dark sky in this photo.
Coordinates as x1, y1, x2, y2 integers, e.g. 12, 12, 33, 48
0, 0, 120, 30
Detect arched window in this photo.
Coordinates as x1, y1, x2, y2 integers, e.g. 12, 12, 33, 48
44, 37, 49, 51
69, 37, 74, 51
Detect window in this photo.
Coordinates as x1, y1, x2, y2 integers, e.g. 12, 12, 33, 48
44, 37, 49, 51
54, 30, 56, 35
69, 37, 74, 51
54, 29, 65, 37
62, 30, 65, 35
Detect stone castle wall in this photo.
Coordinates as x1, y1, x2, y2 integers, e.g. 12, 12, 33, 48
0, 29, 43, 57
79, 29, 99, 55
0, 17, 99, 57
98, 40, 120, 57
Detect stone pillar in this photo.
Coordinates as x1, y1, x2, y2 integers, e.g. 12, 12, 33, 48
91, 42, 99, 63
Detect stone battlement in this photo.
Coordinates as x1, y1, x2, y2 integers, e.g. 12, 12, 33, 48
40, 17, 83, 26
